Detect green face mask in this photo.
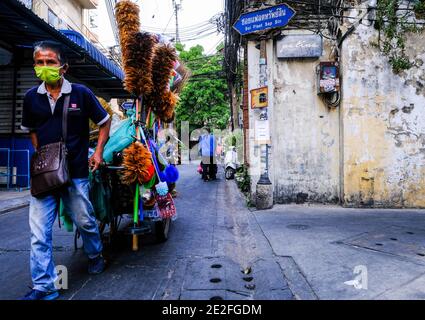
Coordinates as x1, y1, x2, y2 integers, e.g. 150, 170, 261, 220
34, 65, 63, 85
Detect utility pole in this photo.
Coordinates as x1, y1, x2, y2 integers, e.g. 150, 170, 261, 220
172, 0, 182, 44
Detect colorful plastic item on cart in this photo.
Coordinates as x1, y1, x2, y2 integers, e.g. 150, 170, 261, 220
164, 165, 179, 183
155, 193, 176, 219
149, 139, 180, 184
155, 181, 169, 196
102, 113, 136, 164
143, 174, 156, 189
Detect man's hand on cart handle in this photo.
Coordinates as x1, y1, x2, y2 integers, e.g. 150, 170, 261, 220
89, 151, 105, 172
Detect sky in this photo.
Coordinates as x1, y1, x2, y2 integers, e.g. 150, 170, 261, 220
94, 0, 225, 55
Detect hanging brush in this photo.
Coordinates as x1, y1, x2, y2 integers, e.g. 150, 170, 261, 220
115, 0, 140, 49
121, 141, 155, 185
115, 0, 142, 95
124, 32, 156, 96
147, 44, 178, 121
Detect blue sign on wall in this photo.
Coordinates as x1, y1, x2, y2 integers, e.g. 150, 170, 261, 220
233, 4, 296, 36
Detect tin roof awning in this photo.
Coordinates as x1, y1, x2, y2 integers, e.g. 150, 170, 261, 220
0, 0, 129, 99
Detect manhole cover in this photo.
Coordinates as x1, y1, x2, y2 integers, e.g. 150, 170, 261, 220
342, 226, 425, 263
286, 224, 310, 230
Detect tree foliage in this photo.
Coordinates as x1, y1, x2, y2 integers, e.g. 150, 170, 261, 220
175, 43, 230, 130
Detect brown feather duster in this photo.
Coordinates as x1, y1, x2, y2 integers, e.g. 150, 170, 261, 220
134, 32, 156, 96
125, 32, 155, 96
158, 91, 178, 123
146, 44, 178, 121
151, 44, 177, 96
121, 142, 154, 185
115, 0, 140, 48
115, 0, 142, 95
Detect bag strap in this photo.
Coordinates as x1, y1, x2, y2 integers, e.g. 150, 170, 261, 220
62, 94, 71, 142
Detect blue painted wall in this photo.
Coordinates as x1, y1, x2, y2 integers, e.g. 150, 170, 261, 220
0, 137, 34, 188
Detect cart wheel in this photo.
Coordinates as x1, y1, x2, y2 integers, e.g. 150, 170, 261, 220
155, 218, 171, 243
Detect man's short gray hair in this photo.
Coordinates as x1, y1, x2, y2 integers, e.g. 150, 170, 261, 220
33, 40, 68, 65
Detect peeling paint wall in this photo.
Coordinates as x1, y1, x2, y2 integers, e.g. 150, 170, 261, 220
247, 34, 341, 205
271, 35, 341, 204
246, 24, 425, 208
342, 24, 425, 208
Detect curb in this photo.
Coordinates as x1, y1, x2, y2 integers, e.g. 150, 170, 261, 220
0, 200, 30, 215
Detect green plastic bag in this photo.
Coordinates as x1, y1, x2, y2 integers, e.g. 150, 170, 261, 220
89, 171, 113, 224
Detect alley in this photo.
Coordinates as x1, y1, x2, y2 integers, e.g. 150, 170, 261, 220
0, 165, 295, 300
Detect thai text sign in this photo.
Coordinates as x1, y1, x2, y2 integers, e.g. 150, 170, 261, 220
277, 34, 323, 59
233, 4, 296, 36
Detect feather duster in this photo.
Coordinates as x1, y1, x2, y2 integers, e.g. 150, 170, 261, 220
134, 32, 156, 96
151, 44, 177, 96
158, 91, 178, 123
115, 0, 141, 95
147, 44, 178, 120
121, 142, 155, 185
115, 0, 140, 48
125, 32, 155, 96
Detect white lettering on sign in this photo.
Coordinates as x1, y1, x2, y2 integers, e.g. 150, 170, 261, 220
279, 40, 320, 53
241, 8, 287, 26
277, 35, 323, 59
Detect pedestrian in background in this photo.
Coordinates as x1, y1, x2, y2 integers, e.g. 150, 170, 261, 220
198, 127, 217, 181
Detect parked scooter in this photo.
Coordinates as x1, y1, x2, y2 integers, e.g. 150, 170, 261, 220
224, 146, 239, 180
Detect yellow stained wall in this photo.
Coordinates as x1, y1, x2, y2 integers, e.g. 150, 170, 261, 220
341, 25, 425, 208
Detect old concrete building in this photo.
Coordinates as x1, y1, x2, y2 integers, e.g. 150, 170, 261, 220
237, 0, 425, 208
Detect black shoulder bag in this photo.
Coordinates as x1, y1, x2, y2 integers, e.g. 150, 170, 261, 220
30, 95, 71, 197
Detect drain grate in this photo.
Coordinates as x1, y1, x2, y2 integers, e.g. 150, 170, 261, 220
342, 226, 425, 263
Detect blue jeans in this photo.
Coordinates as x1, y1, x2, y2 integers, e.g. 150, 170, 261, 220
29, 178, 103, 292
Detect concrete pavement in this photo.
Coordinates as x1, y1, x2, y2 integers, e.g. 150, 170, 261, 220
1, 164, 424, 300
253, 204, 425, 300
0, 190, 30, 215
0, 165, 295, 300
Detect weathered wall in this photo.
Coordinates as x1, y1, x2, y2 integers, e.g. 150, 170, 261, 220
246, 22, 425, 208
271, 33, 341, 204
247, 33, 341, 204
341, 22, 425, 208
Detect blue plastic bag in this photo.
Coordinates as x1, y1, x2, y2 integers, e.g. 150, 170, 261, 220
102, 111, 136, 164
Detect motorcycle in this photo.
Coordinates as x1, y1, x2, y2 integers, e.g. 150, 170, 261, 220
224, 146, 239, 180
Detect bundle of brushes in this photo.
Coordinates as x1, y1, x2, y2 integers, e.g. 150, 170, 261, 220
125, 32, 156, 96
115, 1, 155, 96
147, 44, 179, 122
121, 141, 155, 185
